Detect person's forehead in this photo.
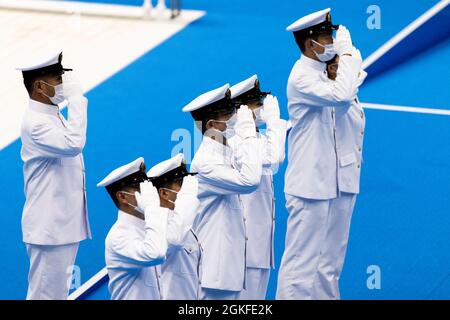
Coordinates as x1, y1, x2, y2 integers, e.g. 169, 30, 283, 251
172, 180, 183, 188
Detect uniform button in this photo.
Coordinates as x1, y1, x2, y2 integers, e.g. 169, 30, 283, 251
245, 237, 249, 241
243, 217, 247, 222
358, 147, 362, 152
357, 164, 361, 169
361, 130, 364, 136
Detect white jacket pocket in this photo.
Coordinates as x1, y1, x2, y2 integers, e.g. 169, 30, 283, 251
340, 152, 357, 167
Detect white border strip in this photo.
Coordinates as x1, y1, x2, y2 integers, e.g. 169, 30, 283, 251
68, 267, 108, 300
362, 102, 450, 116
362, 0, 449, 70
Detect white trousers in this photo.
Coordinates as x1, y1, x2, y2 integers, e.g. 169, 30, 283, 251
276, 193, 356, 300
199, 288, 240, 300
238, 267, 270, 300
26, 242, 79, 300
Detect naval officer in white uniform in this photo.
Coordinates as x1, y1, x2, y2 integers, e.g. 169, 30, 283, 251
98, 157, 199, 300
182, 84, 263, 300
147, 154, 203, 300
18, 51, 91, 300
228, 75, 287, 300
277, 8, 366, 300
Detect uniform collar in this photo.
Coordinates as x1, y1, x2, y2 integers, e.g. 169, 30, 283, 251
29, 99, 60, 116
299, 54, 327, 72
117, 210, 145, 228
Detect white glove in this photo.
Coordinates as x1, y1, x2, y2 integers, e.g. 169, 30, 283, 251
351, 46, 363, 62
174, 175, 200, 230
235, 105, 257, 139
177, 175, 199, 198
334, 25, 353, 56
261, 95, 280, 123
62, 73, 84, 99
175, 176, 199, 209
134, 181, 160, 213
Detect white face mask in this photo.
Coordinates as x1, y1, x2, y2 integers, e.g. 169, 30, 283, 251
208, 113, 237, 139
311, 39, 336, 62
41, 81, 65, 105
120, 191, 144, 214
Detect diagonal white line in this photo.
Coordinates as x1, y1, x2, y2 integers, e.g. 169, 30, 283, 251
68, 267, 108, 300
361, 102, 450, 116
362, 0, 449, 70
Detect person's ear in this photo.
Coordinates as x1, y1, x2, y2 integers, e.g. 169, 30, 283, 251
159, 188, 168, 201
305, 38, 313, 51
34, 80, 45, 96
205, 119, 214, 130
116, 191, 128, 205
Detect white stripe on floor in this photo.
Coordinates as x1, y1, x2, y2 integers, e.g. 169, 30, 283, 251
362, 0, 449, 70
68, 267, 108, 300
361, 102, 450, 116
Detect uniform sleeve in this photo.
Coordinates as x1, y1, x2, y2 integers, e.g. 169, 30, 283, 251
110, 207, 169, 268
294, 55, 362, 108
195, 137, 262, 197
262, 118, 287, 168
30, 96, 88, 158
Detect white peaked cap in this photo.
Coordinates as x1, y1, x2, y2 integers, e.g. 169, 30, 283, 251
182, 83, 230, 112
97, 157, 145, 187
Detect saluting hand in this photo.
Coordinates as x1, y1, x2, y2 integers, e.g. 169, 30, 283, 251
351, 46, 363, 62
261, 95, 280, 123
174, 175, 200, 225
335, 25, 353, 56
135, 181, 160, 213
62, 73, 84, 99
235, 105, 257, 139
177, 175, 199, 197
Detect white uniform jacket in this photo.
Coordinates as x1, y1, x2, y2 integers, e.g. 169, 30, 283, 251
160, 229, 202, 300
230, 118, 287, 269
105, 209, 168, 300
21, 97, 91, 245
191, 136, 262, 291
284, 55, 362, 200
